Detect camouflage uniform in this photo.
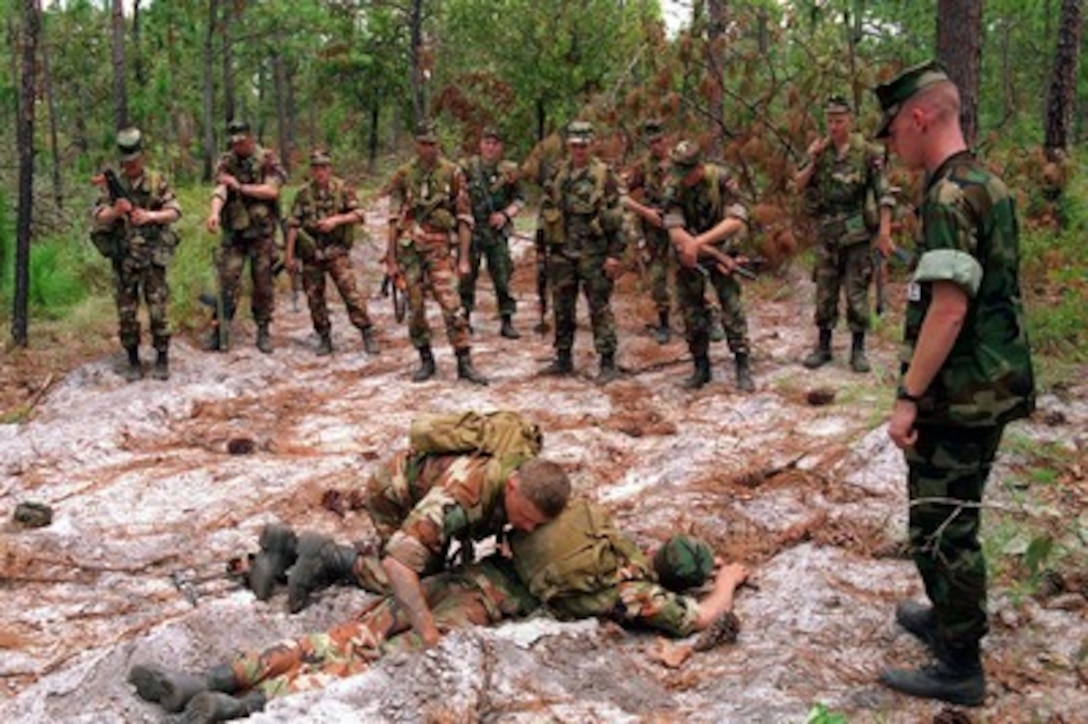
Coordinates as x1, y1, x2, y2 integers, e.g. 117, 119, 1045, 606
626, 146, 674, 323
804, 133, 891, 334
459, 152, 524, 325
288, 173, 374, 343
226, 557, 536, 699
901, 150, 1035, 649
213, 143, 287, 330
539, 123, 627, 376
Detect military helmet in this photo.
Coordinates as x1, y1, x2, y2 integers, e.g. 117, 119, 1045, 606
565, 120, 594, 146
227, 119, 251, 143
117, 127, 143, 162
654, 535, 715, 591
873, 60, 951, 139
415, 120, 439, 143
309, 150, 333, 166
669, 139, 702, 173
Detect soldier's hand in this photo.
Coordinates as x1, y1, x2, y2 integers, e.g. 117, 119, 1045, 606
315, 217, 337, 234
457, 255, 471, 277
129, 208, 153, 226
807, 136, 828, 158
889, 400, 919, 450
677, 239, 699, 269
488, 211, 506, 230
113, 198, 133, 217
875, 232, 893, 260
218, 173, 241, 192
206, 215, 221, 233
386, 258, 400, 279
603, 257, 622, 280
286, 257, 299, 275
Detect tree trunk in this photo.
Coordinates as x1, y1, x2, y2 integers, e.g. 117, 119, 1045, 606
408, 0, 426, 125
936, 0, 982, 147
133, 0, 144, 87
368, 102, 380, 173
202, 0, 218, 182
12, 0, 40, 348
705, 0, 726, 159
110, 0, 128, 130
272, 52, 290, 171
41, 26, 62, 211
1044, 0, 1083, 155
221, 0, 235, 125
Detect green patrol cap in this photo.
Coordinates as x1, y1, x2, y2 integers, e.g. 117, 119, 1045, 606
654, 535, 715, 591
227, 119, 251, 143
669, 139, 702, 174
481, 125, 504, 142
117, 127, 143, 162
309, 150, 332, 166
415, 120, 439, 143
873, 60, 950, 139
642, 118, 665, 141
825, 94, 852, 115
566, 120, 594, 146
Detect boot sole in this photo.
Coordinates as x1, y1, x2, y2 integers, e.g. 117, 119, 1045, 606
878, 669, 985, 707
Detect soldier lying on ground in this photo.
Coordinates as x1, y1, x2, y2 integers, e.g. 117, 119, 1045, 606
128, 500, 749, 722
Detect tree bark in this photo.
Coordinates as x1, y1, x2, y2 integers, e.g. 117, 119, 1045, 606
13, 0, 40, 348
936, 0, 982, 147
133, 0, 144, 87
272, 52, 290, 171
221, 0, 235, 125
409, 0, 426, 125
202, 0, 218, 182
705, 0, 726, 159
41, 25, 63, 211
1044, 0, 1083, 155
110, 0, 128, 130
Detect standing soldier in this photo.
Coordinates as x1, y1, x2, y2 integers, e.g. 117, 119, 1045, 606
386, 121, 487, 385
459, 126, 525, 339
794, 95, 893, 373
623, 118, 674, 344
662, 140, 755, 392
284, 151, 379, 357
204, 120, 287, 354
538, 121, 627, 383
92, 128, 182, 382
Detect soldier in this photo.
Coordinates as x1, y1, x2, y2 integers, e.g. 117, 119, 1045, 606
92, 127, 182, 382
459, 126, 525, 339
284, 151, 379, 356
662, 140, 755, 392
386, 121, 487, 384
794, 95, 894, 373
874, 62, 1035, 707
205, 120, 287, 354
538, 121, 627, 382
623, 118, 675, 344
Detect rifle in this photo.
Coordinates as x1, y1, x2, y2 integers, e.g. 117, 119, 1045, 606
89, 169, 133, 263
872, 245, 915, 316
534, 228, 550, 335
379, 254, 407, 324
201, 247, 231, 352
696, 244, 764, 281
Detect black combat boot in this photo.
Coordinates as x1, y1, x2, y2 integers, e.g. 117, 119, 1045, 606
412, 345, 436, 382
315, 333, 333, 357
894, 600, 940, 654
735, 353, 755, 392
361, 325, 380, 355
682, 355, 711, 390
596, 352, 619, 384
123, 346, 142, 382
541, 350, 573, 376
456, 348, 490, 386
850, 331, 871, 373
181, 690, 266, 723
152, 348, 170, 381
879, 641, 986, 707
128, 665, 212, 713
247, 524, 299, 602
255, 324, 272, 354
655, 310, 671, 345
286, 533, 359, 613
500, 314, 521, 339
803, 328, 833, 369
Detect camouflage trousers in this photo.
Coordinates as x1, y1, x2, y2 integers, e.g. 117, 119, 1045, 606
906, 423, 1005, 647
460, 229, 516, 317
549, 251, 618, 356
643, 226, 673, 315
219, 233, 276, 326
812, 239, 873, 333
114, 256, 170, 351
301, 248, 372, 336
227, 558, 537, 700
398, 238, 470, 351
676, 264, 750, 357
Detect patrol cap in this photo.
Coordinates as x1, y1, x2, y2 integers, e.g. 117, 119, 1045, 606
873, 60, 951, 139
642, 118, 666, 141
117, 127, 143, 162
227, 119, 251, 143
481, 125, 504, 142
825, 94, 852, 115
309, 150, 333, 166
669, 139, 702, 174
566, 120, 594, 146
654, 535, 715, 591
415, 120, 439, 143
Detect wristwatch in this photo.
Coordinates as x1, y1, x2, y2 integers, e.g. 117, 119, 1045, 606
896, 384, 922, 404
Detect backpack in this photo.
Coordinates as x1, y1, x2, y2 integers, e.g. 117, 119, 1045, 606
509, 499, 651, 619
408, 410, 543, 462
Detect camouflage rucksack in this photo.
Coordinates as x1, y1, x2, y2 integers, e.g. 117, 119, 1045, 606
509, 499, 651, 619
408, 410, 543, 463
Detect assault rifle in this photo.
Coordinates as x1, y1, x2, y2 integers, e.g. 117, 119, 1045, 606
534, 228, 550, 335
379, 254, 407, 324
696, 244, 765, 281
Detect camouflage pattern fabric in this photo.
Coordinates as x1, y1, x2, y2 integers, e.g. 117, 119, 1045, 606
663, 164, 751, 357
541, 158, 627, 355
289, 177, 371, 335
805, 133, 890, 332
214, 146, 287, 326
903, 151, 1035, 427
397, 237, 471, 350
358, 451, 514, 575
93, 169, 181, 351
459, 156, 524, 317
228, 558, 537, 699
627, 151, 674, 314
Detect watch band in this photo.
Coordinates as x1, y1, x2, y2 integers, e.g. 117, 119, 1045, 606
896, 384, 922, 404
